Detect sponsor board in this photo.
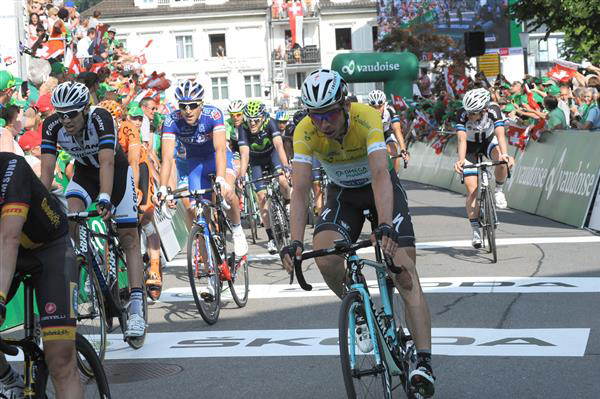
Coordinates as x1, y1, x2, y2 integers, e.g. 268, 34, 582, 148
159, 277, 600, 302
588, 180, 600, 231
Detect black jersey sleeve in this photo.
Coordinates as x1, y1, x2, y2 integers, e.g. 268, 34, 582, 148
488, 104, 504, 123
237, 125, 249, 148
91, 108, 118, 151
40, 114, 62, 157
0, 154, 32, 216
454, 108, 468, 132
267, 118, 281, 138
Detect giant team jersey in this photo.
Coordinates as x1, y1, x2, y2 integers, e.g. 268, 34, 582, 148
162, 105, 226, 159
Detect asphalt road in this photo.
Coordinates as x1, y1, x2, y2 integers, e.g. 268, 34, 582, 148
103, 180, 600, 399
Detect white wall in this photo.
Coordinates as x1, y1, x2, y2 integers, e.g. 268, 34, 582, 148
110, 13, 270, 110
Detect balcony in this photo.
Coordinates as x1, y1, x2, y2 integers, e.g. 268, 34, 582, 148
273, 45, 321, 66
271, 4, 318, 20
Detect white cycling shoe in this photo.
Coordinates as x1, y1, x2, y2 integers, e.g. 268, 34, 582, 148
494, 190, 508, 209
232, 228, 248, 256
355, 317, 373, 353
125, 313, 146, 338
267, 240, 278, 255
472, 229, 482, 249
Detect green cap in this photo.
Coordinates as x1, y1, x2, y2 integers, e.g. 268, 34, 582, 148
547, 84, 560, 96
0, 71, 16, 91
127, 101, 140, 110
50, 62, 67, 76
0, 118, 5, 127
502, 104, 516, 113
128, 106, 144, 117
501, 82, 511, 89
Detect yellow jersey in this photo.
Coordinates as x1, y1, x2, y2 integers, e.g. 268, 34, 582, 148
293, 103, 389, 188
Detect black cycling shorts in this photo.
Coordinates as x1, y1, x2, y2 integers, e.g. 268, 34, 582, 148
315, 172, 415, 247
8, 235, 78, 341
65, 159, 138, 228
251, 151, 283, 192
464, 136, 499, 177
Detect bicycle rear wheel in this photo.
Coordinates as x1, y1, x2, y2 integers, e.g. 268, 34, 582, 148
47, 333, 111, 398
339, 291, 393, 399
228, 255, 249, 307
245, 185, 259, 244
268, 199, 290, 252
187, 225, 221, 325
484, 189, 497, 263
76, 260, 107, 378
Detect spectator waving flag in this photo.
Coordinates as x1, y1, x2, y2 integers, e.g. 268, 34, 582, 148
547, 59, 579, 83
136, 39, 153, 65
288, 1, 303, 45
505, 121, 529, 151
392, 94, 407, 111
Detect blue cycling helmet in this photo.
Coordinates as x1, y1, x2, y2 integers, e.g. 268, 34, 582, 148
275, 110, 290, 122
174, 80, 204, 103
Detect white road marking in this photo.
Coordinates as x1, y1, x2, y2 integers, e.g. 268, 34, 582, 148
76, 328, 588, 359
166, 235, 600, 266
157, 277, 600, 302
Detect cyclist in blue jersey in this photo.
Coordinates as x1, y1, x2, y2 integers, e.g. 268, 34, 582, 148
156, 80, 248, 256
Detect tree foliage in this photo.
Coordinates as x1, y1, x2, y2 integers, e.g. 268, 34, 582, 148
510, 0, 600, 64
74, 0, 103, 13
375, 24, 471, 72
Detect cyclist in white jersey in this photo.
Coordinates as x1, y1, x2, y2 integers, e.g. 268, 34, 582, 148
453, 88, 514, 248
367, 90, 409, 172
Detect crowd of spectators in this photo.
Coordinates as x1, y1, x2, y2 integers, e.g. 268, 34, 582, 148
402, 61, 600, 151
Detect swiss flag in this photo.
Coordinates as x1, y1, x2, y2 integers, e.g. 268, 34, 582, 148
529, 117, 547, 141
288, 1, 304, 46
392, 95, 407, 111
506, 121, 529, 151
68, 56, 83, 75
547, 64, 576, 83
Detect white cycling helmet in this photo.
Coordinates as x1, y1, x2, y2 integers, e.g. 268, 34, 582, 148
228, 99, 245, 113
462, 88, 490, 113
301, 69, 347, 110
367, 89, 387, 106
51, 81, 90, 111
174, 80, 204, 103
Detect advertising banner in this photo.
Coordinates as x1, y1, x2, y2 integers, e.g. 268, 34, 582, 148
588, 181, 600, 231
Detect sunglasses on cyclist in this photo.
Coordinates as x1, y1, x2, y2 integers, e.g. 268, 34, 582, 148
231, 112, 243, 117
369, 100, 385, 106
179, 102, 202, 111
248, 117, 263, 125
308, 107, 342, 124
57, 109, 82, 120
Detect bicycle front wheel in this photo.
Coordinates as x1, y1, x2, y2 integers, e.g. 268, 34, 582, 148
76, 260, 107, 378
484, 189, 497, 263
228, 255, 249, 308
339, 291, 393, 399
187, 225, 221, 325
47, 333, 111, 398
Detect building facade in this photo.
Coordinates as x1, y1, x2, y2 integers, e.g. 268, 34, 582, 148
88, 0, 378, 110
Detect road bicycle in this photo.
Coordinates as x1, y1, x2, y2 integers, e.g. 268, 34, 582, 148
0, 271, 110, 398
463, 159, 509, 263
249, 170, 290, 252
292, 211, 423, 398
239, 174, 260, 244
164, 179, 249, 325
68, 210, 148, 372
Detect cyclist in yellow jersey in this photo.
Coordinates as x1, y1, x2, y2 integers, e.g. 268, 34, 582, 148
281, 69, 435, 397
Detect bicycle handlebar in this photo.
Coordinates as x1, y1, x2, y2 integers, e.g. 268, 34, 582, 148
461, 160, 511, 183
249, 171, 284, 185
0, 339, 19, 356
292, 239, 403, 291
390, 154, 409, 169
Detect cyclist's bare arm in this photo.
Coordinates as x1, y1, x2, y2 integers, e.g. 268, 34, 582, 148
128, 144, 142, 188
159, 137, 176, 188
290, 161, 312, 244
0, 213, 26, 296
239, 145, 250, 180
455, 130, 467, 173
368, 150, 393, 227
273, 136, 289, 168
392, 121, 408, 154
40, 153, 57, 190
98, 149, 115, 198
213, 131, 227, 180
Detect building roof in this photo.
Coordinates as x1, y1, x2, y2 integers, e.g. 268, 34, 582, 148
83, 0, 268, 19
